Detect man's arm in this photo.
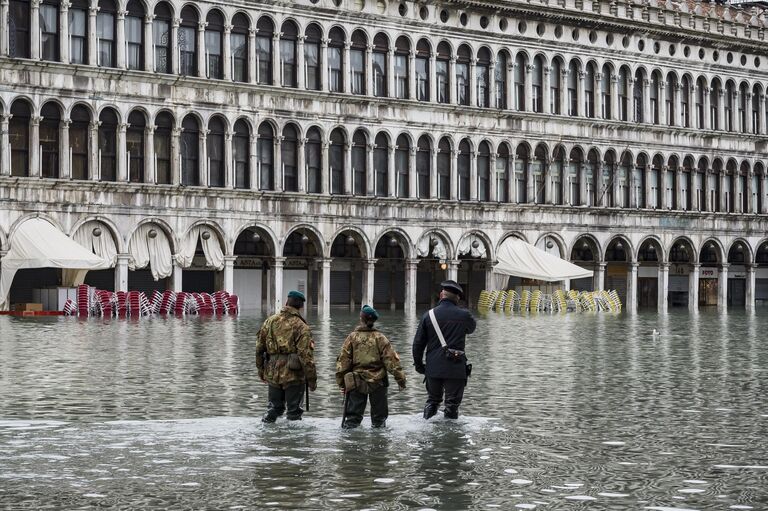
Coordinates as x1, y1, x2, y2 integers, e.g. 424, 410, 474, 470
296, 322, 317, 390
465, 310, 477, 335
334, 336, 353, 388
379, 336, 406, 389
412, 316, 427, 374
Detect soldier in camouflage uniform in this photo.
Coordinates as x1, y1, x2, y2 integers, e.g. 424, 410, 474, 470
256, 290, 317, 423
335, 305, 406, 429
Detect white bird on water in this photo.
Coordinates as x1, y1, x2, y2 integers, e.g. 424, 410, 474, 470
652, 328, 660, 337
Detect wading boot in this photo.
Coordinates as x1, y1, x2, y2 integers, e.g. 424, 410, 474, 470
423, 405, 438, 420
443, 408, 459, 420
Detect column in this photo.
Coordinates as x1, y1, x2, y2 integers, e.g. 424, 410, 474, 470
224, 131, 233, 188
746, 264, 755, 311
89, 121, 100, 180
170, 126, 182, 185
0, 114, 10, 176
143, 15, 153, 71
30, 116, 41, 178
718, 263, 729, 310
116, 122, 128, 181
404, 258, 418, 315
343, 142, 351, 194
60, 1, 70, 63
610, 75, 619, 120
408, 146, 417, 198
222, 24, 232, 80
172, 262, 182, 292
595, 161, 604, 207
429, 52, 437, 103
577, 71, 585, 117
675, 167, 683, 210
114, 254, 130, 292
273, 136, 283, 191
247, 29, 256, 83
673, 83, 682, 126
560, 69, 568, 116
366, 142, 375, 195
719, 170, 727, 212
762, 172, 768, 214
469, 58, 477, 106
249, 134, 258, 190
689, 263, 700, 313
447, 260, 459, 282
717, 89, 725, 130
449, 58, 457, 104
273, 256, 284, 312
321, 142, 329, 194
595, 262, 606, 291
197, 21, 206, 78
595, 73, 603, 120
703, 168, 713, 212
658, 80, 667, 125
542, 65, 550, 114
506, 62, 514, 111
469, 148, 477, 201
387, 143, 396, 197
642, 78, 651, 123
362, 258, 376, 306
31, 0, 40, 59
297, 35, 305, 89
116, 9, 127, 69
363, 45, 373, 94
449, 149, 458, 200
627, 262, 638, 313
658, 262, 669, 313
318, 258, 331, 316
297, 137, 307, 193
198, 130, 208, 186
644, 164, 652, 209
320, 38, 329, 91
342, 42, 351, 93
272, 32, 280, 86
0, 0, 8, 56
88, 3, 99, 66
489, 152, 498, 203
221, 255, 236, 294
524, 64, 534, 112
430, 148, 438, 199
60, 119, 70, 179
170, 18, 180, 74
579, 161, 587, 206
702, 86, 711, 129
408, 50, 417, 99
760, 94, 767, 135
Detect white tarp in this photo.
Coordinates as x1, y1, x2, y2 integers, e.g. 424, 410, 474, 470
175, 226, 224, 271
72, 221, 118, 267
417, 235, 447, 260
128, 224, 174, 280
457, 236, 487, 259
493, 237, 594, 282
0, 218, 107, 310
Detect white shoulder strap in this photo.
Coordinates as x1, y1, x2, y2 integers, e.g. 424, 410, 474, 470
428, 309, 448, 348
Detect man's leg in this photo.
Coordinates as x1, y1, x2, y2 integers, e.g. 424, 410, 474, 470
342, 390, 367, 429
262, 385, 286, 423
368, 386, 389, 428
284, 383, 305, 420
424, 377, 444, 420
442, 378, 466, 419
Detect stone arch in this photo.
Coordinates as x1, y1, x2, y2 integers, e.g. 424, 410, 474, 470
8, 213, 66, 240
569, 233, 603, 263
636, 234, 665, 264
417, 229, 455, 260
373, 228, 414, 260
329, 225, 373, 259
280, 224, 325, 258
69, 216, 126, 253
533, 232, 566, 259
456, 230, 494, 261
727, 238, 754, 264
128, 218, 178, 253
698, 237, 725, 264
605, 234, 634, 262
231, 221, 278, 257
181, 219, 227, 254
668, 235, 696, 264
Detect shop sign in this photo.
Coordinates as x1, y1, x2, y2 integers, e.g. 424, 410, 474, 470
700, 268, 717, 279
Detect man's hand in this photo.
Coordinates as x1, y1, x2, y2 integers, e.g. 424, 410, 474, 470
308, 379, 317, 392
258, 370, 266, 383
414, 363, 426, 375
340, 386, 346, 394
398, 381, 406, 391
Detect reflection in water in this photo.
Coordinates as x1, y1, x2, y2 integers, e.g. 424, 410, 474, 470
1, 309, 768, 509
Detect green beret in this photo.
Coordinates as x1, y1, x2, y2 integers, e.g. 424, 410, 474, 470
287, 290, 306, 301
361, 304, 379, 321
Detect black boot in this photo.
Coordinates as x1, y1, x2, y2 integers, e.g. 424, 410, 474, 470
423, 405, 438, 420
443, 408, 459, 420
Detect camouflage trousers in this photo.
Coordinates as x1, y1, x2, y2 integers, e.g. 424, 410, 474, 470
263, 383, 305, 422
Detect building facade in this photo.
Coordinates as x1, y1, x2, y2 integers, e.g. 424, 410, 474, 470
1, 0, 768, 313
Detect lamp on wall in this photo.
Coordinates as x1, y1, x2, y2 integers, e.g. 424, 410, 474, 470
471, 239, 480, 249
301, 232, 310, 244
615, 240, 623, 250
440, 261, 448, 270
430, 237, 439, 247
546, 238, 554, 250
251, 230, 262, 243
346, 235, 356, 246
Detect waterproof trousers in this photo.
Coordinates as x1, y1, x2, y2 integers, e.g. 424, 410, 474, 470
342, 386, 388, 429
263, 383, 305, 423
424, 377, 465, 419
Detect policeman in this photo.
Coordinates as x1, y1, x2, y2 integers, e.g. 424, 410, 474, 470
255, 290, 317, 423
335, 305, 406, 429
412, 280, 476, 420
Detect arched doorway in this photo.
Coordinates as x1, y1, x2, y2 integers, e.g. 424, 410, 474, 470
457, 232, 492, 309
727, 240, 750, 307
668, 238, 695, 308
416, 232, 451, 308
177, 225, 226, 294
637, 238, 662, 309
127, 222, 175, 294
373, 232, 408, 310
281, 228, 323, 312
604, 237, 629, 304
233, 226, 275, 311
570, 235, 599, 291
329, 230, 367, 310
756, 241, 768, 306
698, 240, 723, 308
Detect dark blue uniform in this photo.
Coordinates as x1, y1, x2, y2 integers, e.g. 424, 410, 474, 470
413, 298, 476, 419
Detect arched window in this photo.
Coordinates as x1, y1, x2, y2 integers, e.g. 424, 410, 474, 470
181, 115, 200, 186
396, 134, 409, 198
328, 27, 345, 92
739, 83, 749, 133
437, 137, 451, 199
456, 44, 470, 106
304, 24, 322, 91
550, 58, 561, 114
514, 53, 526, 111
305, 127, 322, 193
681, 75, 691, 128
568, 60, 579, 116
231, 14, 249, 82
97, 0, 117, 67
9, 0, 30, 58
372, 33, 388, 97
69, 0, 88, 64
682, 157, 694, 211
633, 69, 644, 122
696, 77, 706, 129
516, 144, 530, 203
374, 133, 388, 197
457, 139, 470, 200
618, 67, 629, 121
98, 108, 118, 181
476, 48, 491, 108
710, 159, 722, 212
534, 144, 547, 204
70, 105, 91, 180
532, 55, 544, 113
650, 71, 661, 124
233, 119, 250, 189
601, 64, 611, 119
179, 6, 198, 76
665, 156, 678, 209
710, 79, 721, 130
127, 110, 145, 182
9, 100, 30, 176
153, 2, 172, 73
725, 81, 735, 132
550, 146, 565, 205
257, 122, 274, 190
725, 160, 737, 212
207, 116, 225, 187
154, 111, 173, 184
665, 74, 676, 125
584, 62, 596, 118
695, 158, 707, 211
416, 135, 430, 199
632, 154, 646, 208
352, 130, 367, 195
650, 154, 663, 209
40, 102, 61, 178
753, 163, 763, 213
477, 141, 490, 202
256, 17, 273, 84
752, 84, 761, 134
603, 151, 615, 207
282, 124, 298, 192
497, 143, 511, 203
618, 152, 632, 208
280, 21, 298, 87
416, 39, 430, 102
205, 10, 224, 79
41, 0, 60, 61
497, 51, 509, 110
436, 42, 451, 104
568, 148, 581, 205
350, 30, 367, 95
126, 0, 144, 70
395, 36, 410, 99
330, 128, 346, 194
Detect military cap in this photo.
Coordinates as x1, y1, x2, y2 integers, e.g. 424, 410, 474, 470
287, 290, 306, 301
361, 304, 379, 321
440, 280, 464, 298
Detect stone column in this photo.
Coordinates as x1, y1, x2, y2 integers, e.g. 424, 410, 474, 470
658, 80, 667, 125
197, 21, 207, 78
247, 29, 256, 83
430, 147, 438, 199
320, 38, 329, 91
249, 134, 258, 190
428, 51, 437, 103
297, 35, 305, 89
644, 164, 653, 209
117, 122, 128, 181
524, 64, 534, 112
405, 258, 418, 315
577, 71, 585, 117
198, 129, 208, 186
172, 262, 182, 292
318, 258, 331, 316
762, 172, 768, 214
447, 260, 459, 282
272, 256, 285, 313
718, 263, 729, 310
272, 32, 280, 86
143, 14, 153, 71
343, 142, 352, 194
746, 264, 755, 311
144, 125, 155, 183
31, 0, 40, 59
675, 167, 683, 210
673, 82, 682, 126
642, 78, 651, 124
702, 86, 711, 129
489, 59, 497, 109
224, 131, 233, 189
88, 3, 99, 65
59, 119, 70, 179
342, 41, 351, 93
595, 262, 606, 291
116, 9, 127, 68
716, 88, 725, 130
170, 126, 182, 185
221, 255, 236, 294
273, 136, 283, 192
449, 57, 457, 104
542, 65, 550, 114
579, 161, 587, 206
689, 263, 700, 313
658, 262, 669, 313
114, 254, 130, 292
222, 24, 232, 80
297, 137, 307, 193
449, 149, 458, 200
719, 170, 727, 212
560, 69, 568, 115
89, 121, 100, 180
365, 142, 375, 195
469, 58, 477, 106
594, 72, 603, 120
469, 147, 477, 201
362, 258, 376, 306
611, 75, 619, 120
60, 1, 70, 63
409, 146, 417, 198
408, 50, 416, 99
29, 116, 41, 178
627, 262, 638, 313
321, 142, 329, 194
730, 90, 738, 131
0, 114, 11, 176
489, 152, 498, 203
760, 94, 767, 135
0, 0, 8, 56
170, 18, 180, 74
506, 62, 515, 110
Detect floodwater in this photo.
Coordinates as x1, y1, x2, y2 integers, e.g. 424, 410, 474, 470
0, 309, 767, 510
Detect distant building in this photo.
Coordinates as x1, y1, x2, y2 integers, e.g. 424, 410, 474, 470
1, 0, 767, 313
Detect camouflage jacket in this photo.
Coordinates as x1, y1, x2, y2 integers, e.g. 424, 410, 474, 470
335, 325, 406, 389
255, 306, 317, 388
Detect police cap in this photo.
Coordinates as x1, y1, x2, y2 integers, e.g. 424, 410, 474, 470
440, 280, 464, 298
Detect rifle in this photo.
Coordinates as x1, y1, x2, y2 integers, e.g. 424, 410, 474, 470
305, 381, 310, 412
341, 391, 348, 427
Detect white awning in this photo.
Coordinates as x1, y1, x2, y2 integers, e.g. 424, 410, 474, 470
0, 218, 107, 310
493, 237, 594, 282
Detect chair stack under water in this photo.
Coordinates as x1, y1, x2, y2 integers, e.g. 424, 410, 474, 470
477, 289, 622, 314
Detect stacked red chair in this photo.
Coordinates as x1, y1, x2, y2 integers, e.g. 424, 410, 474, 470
158, 291, 176, 314
149, 290, 163, 313
228, 295, 240, 314
76, 284, 91, 317
173, 292, 189, 315
96, 290, 115, 317
193, 293, 215, 314
62, 299, 78, 316
115, 291, 128, 317
212, 291, 229, 314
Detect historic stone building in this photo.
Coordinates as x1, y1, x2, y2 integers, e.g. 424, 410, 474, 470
1, 0, 768, 313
